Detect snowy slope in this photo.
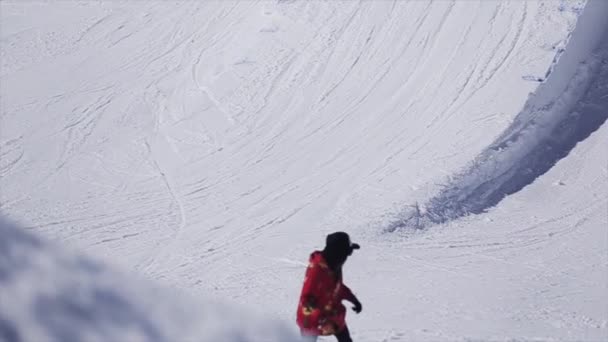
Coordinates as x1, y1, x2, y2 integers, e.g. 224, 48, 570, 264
1, 0, 606, 341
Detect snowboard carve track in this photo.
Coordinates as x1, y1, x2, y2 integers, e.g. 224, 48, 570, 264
390, 0, 608, 230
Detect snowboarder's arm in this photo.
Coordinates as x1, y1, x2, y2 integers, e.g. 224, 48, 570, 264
339, 283, 354, 302
340, 284, 362, 313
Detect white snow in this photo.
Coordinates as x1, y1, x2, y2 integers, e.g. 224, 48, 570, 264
0, 217, 296, 342
1, 0, 606, 341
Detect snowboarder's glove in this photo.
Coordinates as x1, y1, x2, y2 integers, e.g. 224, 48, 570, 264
351, 297, 362, 314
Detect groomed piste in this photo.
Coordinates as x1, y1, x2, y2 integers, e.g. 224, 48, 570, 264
1, 1, 606, 341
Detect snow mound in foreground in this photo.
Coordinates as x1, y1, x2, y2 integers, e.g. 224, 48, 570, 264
0, 217, 297, 342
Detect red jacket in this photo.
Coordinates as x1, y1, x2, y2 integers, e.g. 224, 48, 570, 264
296, 251, 354, 336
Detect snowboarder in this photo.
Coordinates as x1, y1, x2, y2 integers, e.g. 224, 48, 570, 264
296, 232, 362, 342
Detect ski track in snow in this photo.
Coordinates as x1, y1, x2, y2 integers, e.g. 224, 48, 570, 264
1, 0, 606, 341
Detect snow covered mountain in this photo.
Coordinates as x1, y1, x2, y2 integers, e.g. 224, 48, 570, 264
1, 0, 606, 341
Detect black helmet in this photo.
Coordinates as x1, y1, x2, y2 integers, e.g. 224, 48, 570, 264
325, 232, 360, 256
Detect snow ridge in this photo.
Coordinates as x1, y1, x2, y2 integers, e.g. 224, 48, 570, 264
389, 0, 608, 230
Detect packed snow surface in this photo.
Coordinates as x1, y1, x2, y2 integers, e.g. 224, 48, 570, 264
1, 0, 606, 341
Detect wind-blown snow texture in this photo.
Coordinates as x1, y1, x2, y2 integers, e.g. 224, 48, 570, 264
0, 217, 296, 342
1, 0, 606, 341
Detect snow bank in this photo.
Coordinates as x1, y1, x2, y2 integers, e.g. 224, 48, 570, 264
0, 217, 298, 342
391, 0, 608, 230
